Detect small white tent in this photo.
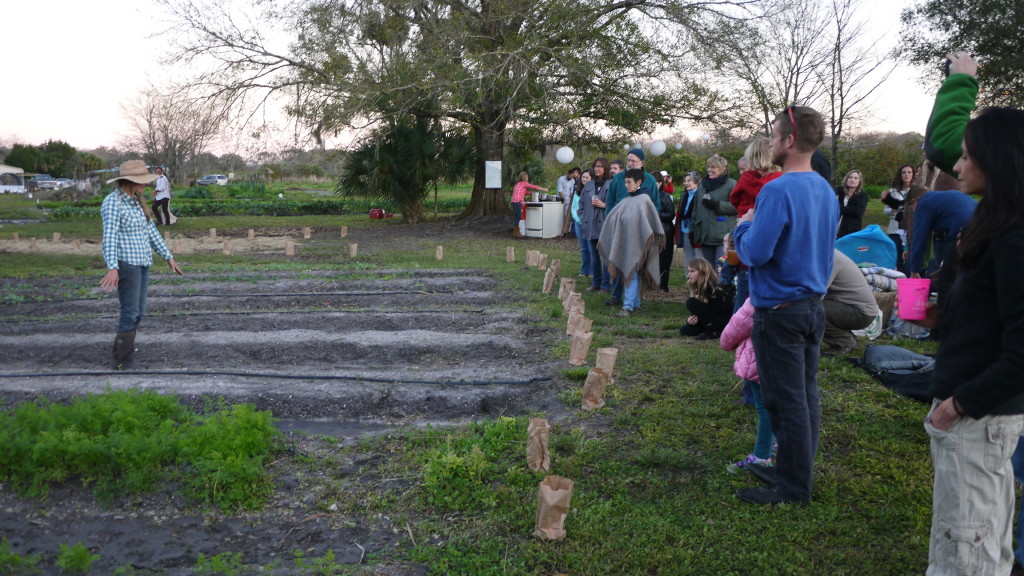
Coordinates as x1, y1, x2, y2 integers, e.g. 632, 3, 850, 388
0, 164, 26, 193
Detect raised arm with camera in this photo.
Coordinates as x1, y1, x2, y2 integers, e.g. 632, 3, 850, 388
923, 51, 979, 175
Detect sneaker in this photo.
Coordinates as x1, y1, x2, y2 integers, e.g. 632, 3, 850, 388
586, 285, 601, 292
747, 461, 777, 485
726, 454, 773, 475
617, 308, 632, 318
736, 485, 808, 506
604, 298, 622, 307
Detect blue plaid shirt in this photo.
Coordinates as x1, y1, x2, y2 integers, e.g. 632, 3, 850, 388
101, 189, 173, 269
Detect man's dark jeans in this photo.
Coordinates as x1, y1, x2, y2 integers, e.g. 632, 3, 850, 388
751, 296, 825, 501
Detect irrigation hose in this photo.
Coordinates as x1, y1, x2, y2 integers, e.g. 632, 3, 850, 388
0, 370, 552, 386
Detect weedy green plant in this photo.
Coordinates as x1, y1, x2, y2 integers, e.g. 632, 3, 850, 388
55, 542, 99, 575
561, 367, 590, 382
194, 551, 245, 575
0, 390, 279, 511
0, 538, 41, 575
292, 549, 342, 575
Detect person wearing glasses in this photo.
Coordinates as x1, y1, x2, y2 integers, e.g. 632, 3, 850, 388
732, 106, 839, 505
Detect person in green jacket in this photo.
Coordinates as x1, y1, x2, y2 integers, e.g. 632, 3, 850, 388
924, 51, 979, 175
689, 154, 738, 265
604, 148, 661, 215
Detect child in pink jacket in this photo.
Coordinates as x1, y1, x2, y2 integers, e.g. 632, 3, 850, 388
720, 297, 775, 473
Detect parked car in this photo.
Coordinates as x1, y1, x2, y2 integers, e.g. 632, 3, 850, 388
30, 175, 59, 190
197, 174, 228, 186
54, 178, 73, 189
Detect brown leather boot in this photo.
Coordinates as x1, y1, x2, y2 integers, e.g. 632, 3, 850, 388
111, 330, 138, 370
512, 226, 524, 238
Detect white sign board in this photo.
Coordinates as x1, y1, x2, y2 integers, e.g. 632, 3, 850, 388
485, 161, 502, 189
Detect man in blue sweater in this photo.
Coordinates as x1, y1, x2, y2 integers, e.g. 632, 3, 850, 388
905, 188, 977, 278
733, 106, 839, 505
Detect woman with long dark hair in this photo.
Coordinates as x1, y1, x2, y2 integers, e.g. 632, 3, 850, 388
881, 164, 915, 268
917, 106, 1024, 576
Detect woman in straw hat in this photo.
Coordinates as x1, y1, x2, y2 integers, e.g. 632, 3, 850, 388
100, 159, 184, 369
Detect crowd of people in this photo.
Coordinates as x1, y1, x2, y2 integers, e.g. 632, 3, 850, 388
505, 50, 1024, 576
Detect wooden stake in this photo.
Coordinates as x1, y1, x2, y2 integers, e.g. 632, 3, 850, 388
303, 227, 311, 239
52, 232, 61, 243
248, 229, 255, 240
223, 239, 232, 255
349, 243, 358, 257
506, 246, 515, 263
73, 239, 81, 251
340, 226, 348, 238
285, 240, 295, 256
435, 246, 444, 260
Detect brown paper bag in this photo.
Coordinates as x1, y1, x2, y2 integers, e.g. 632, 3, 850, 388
550, 258, 562, 279
542, 268, 556, 293
566, 310, 592, 336
558, 278, 576, 301
527, 250, 539, 266
596, 347, 619, 378
506, 246, 515, 263
562, 292, 581, 315
568, 331, 593, 366
581, 367, 610, 411
538, 253, 548, 270
435, 245, 444, 260
534, 476, 574, 541
568, 298, 585, 317
527, 418, 550, 473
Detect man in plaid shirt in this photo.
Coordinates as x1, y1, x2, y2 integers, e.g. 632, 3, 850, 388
100, 160, 184, 369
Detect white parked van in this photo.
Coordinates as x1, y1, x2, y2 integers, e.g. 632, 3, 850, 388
0, 164, 26, 193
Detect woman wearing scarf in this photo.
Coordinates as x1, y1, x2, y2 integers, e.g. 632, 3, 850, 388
689, 154, 738, 265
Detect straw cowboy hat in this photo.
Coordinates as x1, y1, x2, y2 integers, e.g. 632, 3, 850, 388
106, 160, 159, 185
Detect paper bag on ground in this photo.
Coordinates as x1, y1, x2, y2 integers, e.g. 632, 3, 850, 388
538, 253, 548, 270
527, 250, 539, 266
534, 476, 574, 541
563, 292, 586, 316
568, 331, 594, 366
550, 258, 562, 279
527, 418, 551, 473
596, 347, 618, 379
558, 278, 576, 301
566, 310, 592, 336
542, 268, 556, 293
581, 367, 610, 411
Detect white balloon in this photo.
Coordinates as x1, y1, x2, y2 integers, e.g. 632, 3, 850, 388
623, 144, 630, 151
556, 146, 574, 164
632, 143, 642, 151
675, 143, 683, 150
650, 140, 667, 156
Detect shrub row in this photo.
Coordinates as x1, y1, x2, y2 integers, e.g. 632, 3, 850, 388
46, 196, 472, 220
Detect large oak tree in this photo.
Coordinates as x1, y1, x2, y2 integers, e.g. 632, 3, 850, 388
159, 0, 753, 219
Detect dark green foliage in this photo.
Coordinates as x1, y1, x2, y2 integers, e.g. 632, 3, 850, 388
337, 116, 475, 223
0, 390, 279, 511
178, 186, 213, 199
900, 0, 1024, 108
225, 180, 270, 199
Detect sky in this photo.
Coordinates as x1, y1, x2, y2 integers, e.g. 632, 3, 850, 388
2, 0, 936, 155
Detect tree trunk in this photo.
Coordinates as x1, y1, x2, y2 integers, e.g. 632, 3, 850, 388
457, 119, 511, 221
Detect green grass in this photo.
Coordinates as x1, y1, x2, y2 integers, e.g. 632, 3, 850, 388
0, 210, 941, 574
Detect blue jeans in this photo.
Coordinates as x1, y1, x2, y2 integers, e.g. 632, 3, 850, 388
117, 262, 149, 332
576, 225, 591, 275
623, 272, 641, 311
751, 297, 825, 501
750, 381, 775, 460
587, 240, 610, 290
1013, 439, 1024, 566
511, 202, 523, 222
611, 277, 623, 304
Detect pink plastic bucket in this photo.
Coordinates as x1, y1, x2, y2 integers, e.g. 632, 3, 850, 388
896, 278, 931, 321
